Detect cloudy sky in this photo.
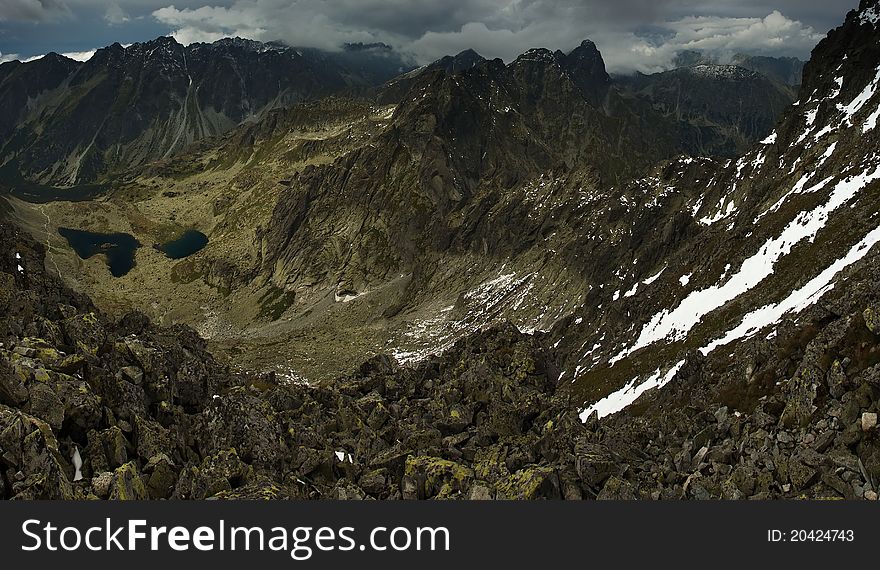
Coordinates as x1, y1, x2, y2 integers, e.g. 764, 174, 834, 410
0, 1, 861, 72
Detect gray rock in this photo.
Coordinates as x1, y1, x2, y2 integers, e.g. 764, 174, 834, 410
120, 366, 144, 385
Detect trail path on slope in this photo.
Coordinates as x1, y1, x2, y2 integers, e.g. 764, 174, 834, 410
37, 204, 62, 277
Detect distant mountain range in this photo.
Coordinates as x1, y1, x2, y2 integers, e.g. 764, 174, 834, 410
0, 36, 413, 186
0, 35, 804, 188
672, 50, 806, 86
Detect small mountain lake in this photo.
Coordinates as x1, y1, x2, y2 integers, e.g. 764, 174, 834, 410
58, 228, 140, 277
156, 230, 209, 259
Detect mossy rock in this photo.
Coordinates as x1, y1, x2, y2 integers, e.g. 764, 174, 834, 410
212, 480, 288, 500
53, 354, 87, 375
144, 453, 178, 499
864, 305, 880, 334
134, 415, 173, 460
779, 367, 820, 429
62, 312, 106, 355
404, 455, 474, 499
26, 381, 64, 429
0, 272, 14, 306
596, 476, 638, 500
174, 448, 252, 499
495, 466, 560, 500
86, 426, 129, 472
109, 461, 148, 500
3, 410, 75, 499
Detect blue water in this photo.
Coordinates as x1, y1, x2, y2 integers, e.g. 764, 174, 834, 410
157, 230, 209, 259
58, 228, 140, 277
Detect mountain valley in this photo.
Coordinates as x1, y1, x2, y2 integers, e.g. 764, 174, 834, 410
2, 1, 880, 501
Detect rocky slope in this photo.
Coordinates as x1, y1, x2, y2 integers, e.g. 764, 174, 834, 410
559, 0, 880, 412
732, 54, 806, 87
0, 37, 412, 186
615, 64, 797, 156
2, 194, 879, 500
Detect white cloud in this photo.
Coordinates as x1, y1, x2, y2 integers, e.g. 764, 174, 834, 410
660, 11, 823, 62
148, 1, 824, 72
1, 51, 21, 62
104, 3, 130, 25
152, 3, 381, 49
22, 46, 133, 63
59, 49, 97, 61
24, 49, 100, 62
152, 4, 274, 45
410, 10, 822, 73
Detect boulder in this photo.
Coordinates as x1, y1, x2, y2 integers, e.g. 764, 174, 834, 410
779, 367, 820, 428
403, 456, 474, 499
108, 462, 148, 500
597, 476, 637, 500
496, 466, 561, 500
62, 313, 106, 355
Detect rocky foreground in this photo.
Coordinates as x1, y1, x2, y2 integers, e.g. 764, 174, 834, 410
2, 216, 879, 500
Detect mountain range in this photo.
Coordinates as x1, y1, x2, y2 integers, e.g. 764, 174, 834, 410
1, 36, 800, 188
0, 37, 412, 186
1, 0, 880, 501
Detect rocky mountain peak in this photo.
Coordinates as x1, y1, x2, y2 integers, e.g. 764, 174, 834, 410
0, 35, 413, 185
344, 41, 394, 52
562, 38, 611, 100
565, 39, 605, 67
513, 47, 563, 65
434, 49, 486, 74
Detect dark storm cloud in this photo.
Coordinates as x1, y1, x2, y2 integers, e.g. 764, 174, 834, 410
0, 0, 70, 22
0, 1, 863, 70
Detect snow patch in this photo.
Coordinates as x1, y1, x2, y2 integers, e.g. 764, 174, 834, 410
335, 290, 365, 303
702, 223, 880, 355
580, 360, 685, 420
838, 66, 880, 128
699, 199, 736, 226
759, 175, 833, 221
861, 5, 879, 26
643, 267, 666, 285
72, 447, 83, 482
614, 164, 880, 363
